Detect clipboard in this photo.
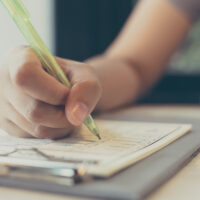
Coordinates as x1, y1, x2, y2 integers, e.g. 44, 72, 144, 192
0, 164, 87, 186
0, 114, 199, 200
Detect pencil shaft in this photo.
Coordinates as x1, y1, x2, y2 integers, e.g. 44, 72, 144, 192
1, 0, 101, 139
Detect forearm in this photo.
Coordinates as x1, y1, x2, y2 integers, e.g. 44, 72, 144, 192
89, 0, 192, 111
106, 0, 191, 87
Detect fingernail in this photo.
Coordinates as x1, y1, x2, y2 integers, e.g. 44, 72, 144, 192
71, 102, 88, 125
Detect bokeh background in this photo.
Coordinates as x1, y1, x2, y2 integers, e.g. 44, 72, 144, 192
0, 0, 200, 75
55, 0, 200, 76
0, 0, 54, 60
1, 0, 200, 103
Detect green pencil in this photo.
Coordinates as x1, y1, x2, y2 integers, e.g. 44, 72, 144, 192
1, 0, 101, 140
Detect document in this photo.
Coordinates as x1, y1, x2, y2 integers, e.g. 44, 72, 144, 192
0, 120, 191, 177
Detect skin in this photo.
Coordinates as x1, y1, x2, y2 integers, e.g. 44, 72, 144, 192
0, 47, 101, 139
0, 0, 193, 139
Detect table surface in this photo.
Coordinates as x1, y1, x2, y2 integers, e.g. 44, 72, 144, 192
1, 105, 200, 200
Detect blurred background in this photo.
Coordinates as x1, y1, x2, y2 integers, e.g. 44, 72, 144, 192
1, 0, 200, 103
55, 0, 200, 75
0, 0, 55, 58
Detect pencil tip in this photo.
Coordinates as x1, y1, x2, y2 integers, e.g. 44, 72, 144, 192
92, 126, 101, 140
97, 134, 101, 140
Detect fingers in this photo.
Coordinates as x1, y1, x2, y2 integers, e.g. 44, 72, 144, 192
8, 47, 69, 105
0, 47, 101, 140
5, 102, 73, 139
57, 58, 102, 126
1, 119, 33, 138
5, 80, 72, 129
33, 126, 73, 140
66, 79, 101, 126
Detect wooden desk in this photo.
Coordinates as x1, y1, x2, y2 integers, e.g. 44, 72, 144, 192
1, 105, 200, 200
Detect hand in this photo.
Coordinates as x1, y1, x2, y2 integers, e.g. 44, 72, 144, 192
0, 46, 102, 139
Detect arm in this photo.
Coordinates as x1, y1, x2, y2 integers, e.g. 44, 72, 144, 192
89, 0, 192, 111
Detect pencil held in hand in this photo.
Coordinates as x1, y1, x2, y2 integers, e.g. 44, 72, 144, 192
1, 0, 101, 140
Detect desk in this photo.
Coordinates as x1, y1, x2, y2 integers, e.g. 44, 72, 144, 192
1, 105, 200, 200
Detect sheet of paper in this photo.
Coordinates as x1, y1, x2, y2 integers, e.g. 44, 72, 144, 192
0, 120, 191, 177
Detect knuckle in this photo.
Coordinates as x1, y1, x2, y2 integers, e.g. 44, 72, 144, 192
83, 79, 101, 91
53, 88, 68, 105
34, 125, 49, 139
84, 79, 102, 97
13, 62, 35, 87
26, 100, 42, 123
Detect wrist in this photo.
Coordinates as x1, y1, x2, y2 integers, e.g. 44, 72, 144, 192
86, 54, 143, 111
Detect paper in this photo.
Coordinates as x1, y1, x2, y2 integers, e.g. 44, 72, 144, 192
0, 120, 191, 177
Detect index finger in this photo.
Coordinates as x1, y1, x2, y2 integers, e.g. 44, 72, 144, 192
8, 47, 69, 105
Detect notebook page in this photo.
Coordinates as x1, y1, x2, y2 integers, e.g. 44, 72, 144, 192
0, 120, 191, 177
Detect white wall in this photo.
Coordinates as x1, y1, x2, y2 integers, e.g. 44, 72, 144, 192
0, 0, 55, 62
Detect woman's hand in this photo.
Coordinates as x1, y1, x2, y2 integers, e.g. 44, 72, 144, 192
0, 46, 102, 139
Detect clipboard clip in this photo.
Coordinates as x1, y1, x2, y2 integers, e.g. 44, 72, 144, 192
0, 164, 88, 186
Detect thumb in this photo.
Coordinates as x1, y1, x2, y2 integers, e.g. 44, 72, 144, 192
62, 62, 102, 126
